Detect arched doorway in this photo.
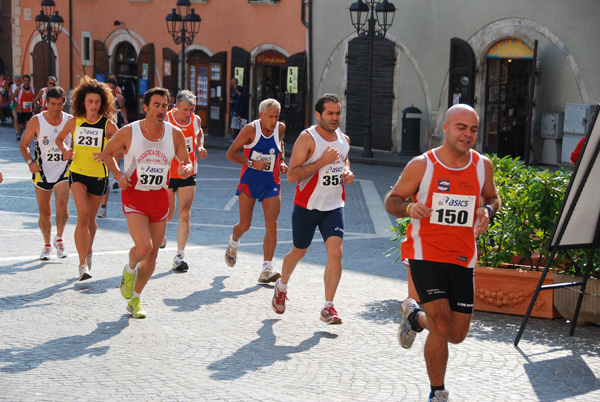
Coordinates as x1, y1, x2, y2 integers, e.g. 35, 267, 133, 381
483, 39, 533, 158
32, 41, 56, 90
113, 42, 138, 123
253, 50, 287, 118
187, 50, 211, 132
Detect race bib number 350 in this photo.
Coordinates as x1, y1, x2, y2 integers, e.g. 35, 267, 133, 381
430, 193, 476, 227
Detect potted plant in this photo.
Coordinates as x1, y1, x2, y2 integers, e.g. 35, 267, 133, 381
387, 155, 573, 319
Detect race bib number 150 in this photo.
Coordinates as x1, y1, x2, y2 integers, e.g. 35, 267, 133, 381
430, 193, 476, 227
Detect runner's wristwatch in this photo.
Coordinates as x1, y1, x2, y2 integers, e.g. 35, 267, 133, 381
247, 159, 253, 167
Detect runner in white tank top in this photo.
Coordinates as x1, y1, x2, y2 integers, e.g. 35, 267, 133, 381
271, 94, 354, 325
102, 87, 192, 319
19, 86, 72, 261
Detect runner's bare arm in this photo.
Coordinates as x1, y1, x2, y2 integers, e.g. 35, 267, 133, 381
384, 155, 430, 219
55, 117, 76, 160
102, 125, 132, 188
278, 122, 288, 174
19, 115, 41, 173
173, 127, 192, 179
287, 130, 337, 184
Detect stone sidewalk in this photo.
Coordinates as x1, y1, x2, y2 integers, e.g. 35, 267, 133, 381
0, 124, 599, 401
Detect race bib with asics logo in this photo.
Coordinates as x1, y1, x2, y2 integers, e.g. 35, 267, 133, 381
250, 150, 276, 173
318, 160, 344, 187
430, 192, 476, 227
75, 126, 102, 148
185, 137, 194, 154
137, 162, 168, 190
44, 146, 65, 162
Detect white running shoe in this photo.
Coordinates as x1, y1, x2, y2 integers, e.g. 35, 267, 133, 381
225, 236, 238, 267
258, 265, 281, 283
78, 264, 92, 281
160, 236, 167, 249
40, 244, 52, 261
97, 205, 107, 218
172, 253, 189, 272
53, 237, 68, 259
430, 390, 450, 402
398, 298, 421, 349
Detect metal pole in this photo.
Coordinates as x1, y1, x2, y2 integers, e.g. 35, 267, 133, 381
47, 23, 53, 77
361, 9, 375, 158
181, 26, 186, 91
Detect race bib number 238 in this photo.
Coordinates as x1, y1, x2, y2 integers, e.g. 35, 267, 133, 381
430, 193, 476, 227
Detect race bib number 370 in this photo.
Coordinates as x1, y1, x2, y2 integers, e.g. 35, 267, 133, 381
430, 192, 476, 227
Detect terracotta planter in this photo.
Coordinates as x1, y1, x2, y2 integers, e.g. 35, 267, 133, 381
407, 265, 560, 319
553, 273, 600, 325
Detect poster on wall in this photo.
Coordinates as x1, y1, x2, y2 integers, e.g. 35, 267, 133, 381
287, 67, 298, 94
197, 66, 208, 106
234, 67, 244, 86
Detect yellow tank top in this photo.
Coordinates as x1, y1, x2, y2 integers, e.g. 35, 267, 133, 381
69, 116, 109, 178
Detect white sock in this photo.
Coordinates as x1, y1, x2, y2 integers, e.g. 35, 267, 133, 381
177, 250, 185, 258
324, 301, 334, 308
54, 236, 63, 242
125, 264, 136, 274
229, 235, 240, 248
132, 291, 141, 299
277, 281, 287, 291
262, 261, 272, 271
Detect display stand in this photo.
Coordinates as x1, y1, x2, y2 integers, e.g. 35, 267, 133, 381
514, 106, 600, 346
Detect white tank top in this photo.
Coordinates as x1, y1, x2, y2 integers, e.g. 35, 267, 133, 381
293, 126, 350, 211
35, 111, 70, 182
124, 121, 175, 191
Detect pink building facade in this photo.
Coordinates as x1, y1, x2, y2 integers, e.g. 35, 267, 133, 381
11, 0, 308, 138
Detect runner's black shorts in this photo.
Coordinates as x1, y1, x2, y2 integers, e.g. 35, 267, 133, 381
409, 259, 474, 314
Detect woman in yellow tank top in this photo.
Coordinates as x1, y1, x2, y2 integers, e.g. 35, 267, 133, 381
56, 76, 119, 281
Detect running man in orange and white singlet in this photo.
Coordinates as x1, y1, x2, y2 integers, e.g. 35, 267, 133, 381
271, 94, 353, 326
34, 76, 57, 113
11, 74, 34, 140
164, 90, 207, 272
384, 104, 500, 402
103, 87, 192, 318
19, 85, 72, 261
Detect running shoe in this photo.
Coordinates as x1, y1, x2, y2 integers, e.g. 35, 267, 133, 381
53, 237, 68, 259
225, 236, 238, 267
320, 306, 343, 325
97, 205, 107, 218
172, 253, 189, 272
258, 265, 281, 283
78, 264, 92, 281
398, 298, 420, 349
160, 236, 167, 249
430, 390, 450, 402
112, 181, 119, 190
86, 253, 92, 271
272, 279, 288, 314
127, 297, 147, 318
120, 265, 136, 299
40, 244, 52, 260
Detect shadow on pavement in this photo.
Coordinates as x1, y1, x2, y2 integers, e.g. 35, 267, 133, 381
207, 318, 336, 381
0, 278, 77, 311
0, 316, 129, 373
162, 275, 261, 312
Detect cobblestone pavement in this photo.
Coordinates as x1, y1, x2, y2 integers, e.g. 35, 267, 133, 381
0, 124, 598, 401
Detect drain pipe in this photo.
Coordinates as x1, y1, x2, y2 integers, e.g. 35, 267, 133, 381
301, 0, 313, 126
69, 0, 73, 90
